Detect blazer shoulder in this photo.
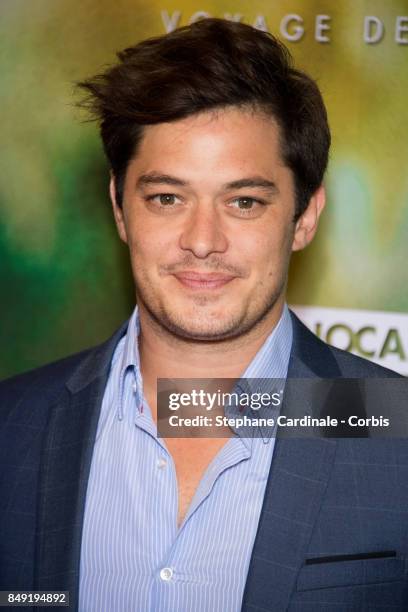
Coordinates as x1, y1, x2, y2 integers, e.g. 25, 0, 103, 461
327, 343, 401, 378
0, 318, 129, 424
0, 346, 96, 410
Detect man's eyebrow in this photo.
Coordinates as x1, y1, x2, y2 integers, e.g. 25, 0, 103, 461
135, 172, 279, 193
136, 173, 188, 188
223, 177, 279, 193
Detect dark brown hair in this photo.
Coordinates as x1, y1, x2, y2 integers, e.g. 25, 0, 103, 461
77, 18, 330, 220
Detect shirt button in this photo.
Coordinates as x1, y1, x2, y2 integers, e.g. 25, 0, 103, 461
157, 458, 167, 469
160, 567, 173, 581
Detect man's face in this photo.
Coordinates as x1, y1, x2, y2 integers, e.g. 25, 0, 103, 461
112, 106, 324, 341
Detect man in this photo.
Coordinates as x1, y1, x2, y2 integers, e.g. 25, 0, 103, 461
1, 18, 407, 612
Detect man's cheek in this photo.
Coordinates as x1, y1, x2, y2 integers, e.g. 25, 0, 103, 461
128, 236, 153, 259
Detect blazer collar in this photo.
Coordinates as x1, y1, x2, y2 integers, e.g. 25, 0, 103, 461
288, 310, 342, 379
66, 321, 128, 394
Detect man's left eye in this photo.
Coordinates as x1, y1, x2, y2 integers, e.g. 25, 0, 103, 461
230, 197, 261, 210
157, 194, 178, 205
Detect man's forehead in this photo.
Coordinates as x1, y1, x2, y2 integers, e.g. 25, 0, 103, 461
139, 105, 280, 142
127, 106, 285, 179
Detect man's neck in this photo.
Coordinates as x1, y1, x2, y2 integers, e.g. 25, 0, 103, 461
138, 301, 286, 408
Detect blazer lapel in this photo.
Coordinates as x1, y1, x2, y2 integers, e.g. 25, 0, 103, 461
241, 437, 337, 611
34, 323, 127, 610
241, 312, 341, 611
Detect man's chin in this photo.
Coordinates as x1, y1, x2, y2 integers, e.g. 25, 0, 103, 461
159, 317, 243, 342
147, 307, 248, 342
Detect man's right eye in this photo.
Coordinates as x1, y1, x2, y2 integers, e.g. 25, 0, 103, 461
147, 194, 179, 206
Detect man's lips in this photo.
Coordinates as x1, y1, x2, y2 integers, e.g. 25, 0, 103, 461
172, 271, 238, 289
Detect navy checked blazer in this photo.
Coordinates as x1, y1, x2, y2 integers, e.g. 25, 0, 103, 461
1, 311, 408, 611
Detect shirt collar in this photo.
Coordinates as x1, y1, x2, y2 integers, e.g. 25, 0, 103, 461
241, 303, 292, 380
117, 304, 293, 433
116, 307, 142, 422
229, 304, 293, 446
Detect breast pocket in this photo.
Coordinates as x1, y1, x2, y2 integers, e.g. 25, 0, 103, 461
296, 555, 406, 592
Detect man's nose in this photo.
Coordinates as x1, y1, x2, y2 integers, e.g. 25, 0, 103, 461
179, 202, 228, 258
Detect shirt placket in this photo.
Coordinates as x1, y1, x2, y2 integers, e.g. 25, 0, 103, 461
151, 436, 251, 611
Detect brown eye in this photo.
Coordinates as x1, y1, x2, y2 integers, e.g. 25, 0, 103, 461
236, 197, 255, 209
226, 196, 267, 218
159, 194, 177, 205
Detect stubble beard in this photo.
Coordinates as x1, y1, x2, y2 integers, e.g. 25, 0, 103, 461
134, 273, 286, 344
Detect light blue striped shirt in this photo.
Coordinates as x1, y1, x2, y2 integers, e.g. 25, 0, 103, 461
79, 305, 293, 612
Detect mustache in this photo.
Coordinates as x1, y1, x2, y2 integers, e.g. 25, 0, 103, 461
160, 255, 248, 278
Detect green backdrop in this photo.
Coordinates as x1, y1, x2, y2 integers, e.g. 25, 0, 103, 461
1, 0, 407, 378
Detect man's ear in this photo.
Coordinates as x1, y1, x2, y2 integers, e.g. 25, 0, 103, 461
109, 174, 128, 244
292, 185, 326, 252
